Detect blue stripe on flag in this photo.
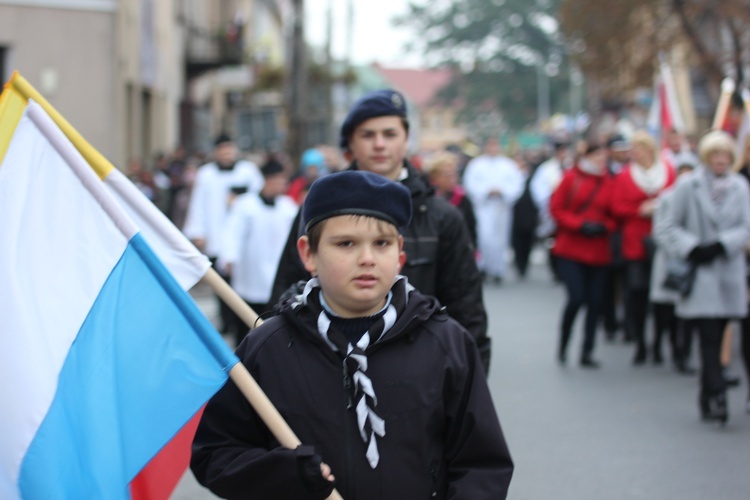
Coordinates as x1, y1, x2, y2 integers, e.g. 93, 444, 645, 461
18, 233, 238, 499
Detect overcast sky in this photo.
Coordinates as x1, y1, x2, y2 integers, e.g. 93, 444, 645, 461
305, 0, 425, 67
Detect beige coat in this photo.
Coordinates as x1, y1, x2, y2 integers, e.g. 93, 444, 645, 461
654, 168, 750, 318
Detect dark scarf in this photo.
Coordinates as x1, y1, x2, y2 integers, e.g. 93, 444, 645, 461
291, 276, 412, 468
217, 160, 237, 171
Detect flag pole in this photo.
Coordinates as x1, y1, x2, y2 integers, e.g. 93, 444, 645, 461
741, 88, 750, 125
712, 78, 735, 130
201, 268, 262, 327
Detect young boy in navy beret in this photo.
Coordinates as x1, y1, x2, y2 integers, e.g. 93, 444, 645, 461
191, 170, 513, 499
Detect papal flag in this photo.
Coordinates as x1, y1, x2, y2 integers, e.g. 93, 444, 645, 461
0, 72, 219, 499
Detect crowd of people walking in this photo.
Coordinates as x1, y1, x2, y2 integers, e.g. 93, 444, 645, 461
138, 91, 750, 429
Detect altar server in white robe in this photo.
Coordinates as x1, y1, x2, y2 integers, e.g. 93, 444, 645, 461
183, 133, 264, 338
219, 159, 298, 345
463, 138, 525, 284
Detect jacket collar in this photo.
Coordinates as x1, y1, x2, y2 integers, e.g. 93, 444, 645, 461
348, 160, 433, 198
690, 168, 742, 226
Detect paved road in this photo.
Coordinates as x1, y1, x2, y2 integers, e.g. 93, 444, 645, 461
177, 255, 750, 499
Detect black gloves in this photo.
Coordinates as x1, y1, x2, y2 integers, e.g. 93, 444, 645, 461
296, 445, 335, 497
688, 242, 725, 264
579, 221, 608, 237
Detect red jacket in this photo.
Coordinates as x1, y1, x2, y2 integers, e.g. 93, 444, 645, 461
550, 166, 616, 266
610, 165, 675, 260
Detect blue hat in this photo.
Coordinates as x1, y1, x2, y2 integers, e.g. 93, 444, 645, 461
302, 171, 412, 232
300, 148, 328, 174
339, 89, 408, 149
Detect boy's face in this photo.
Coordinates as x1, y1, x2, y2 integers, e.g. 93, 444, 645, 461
297, 215, 406, 318
348, 116, 408, 180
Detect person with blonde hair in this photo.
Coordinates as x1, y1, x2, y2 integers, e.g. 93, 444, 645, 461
424, 151, 478, 248
611, 130, 676, 365
656, 130, 750, 423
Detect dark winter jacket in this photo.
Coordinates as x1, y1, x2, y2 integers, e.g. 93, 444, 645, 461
269, 161, 490, 373
191, 284, 513, 500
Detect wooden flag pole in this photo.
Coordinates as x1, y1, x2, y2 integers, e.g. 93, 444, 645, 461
712, 78, 735, 130
201, 267, 263, 329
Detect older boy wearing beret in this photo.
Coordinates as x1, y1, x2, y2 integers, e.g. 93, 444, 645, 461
271, 90, 491, 375
192, 171, 513, 499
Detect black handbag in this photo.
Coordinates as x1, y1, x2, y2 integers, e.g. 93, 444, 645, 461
661, 194, 707, 299
662, 257, 697, 297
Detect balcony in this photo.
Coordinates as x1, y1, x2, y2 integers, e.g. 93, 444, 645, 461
185, 27, 244, 77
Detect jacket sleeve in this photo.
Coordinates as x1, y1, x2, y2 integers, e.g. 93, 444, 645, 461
443, 331, 514, 499
460, 196, 479, 249
435, 203, 490, 374
269, 209, 310, 307
549, 172, 586, 231
218, 198, 248, 270
182, 168, 208, 241
191, 342, 332, 500
653, 178, 699, 259
609, 173, 642, 220
717, 179, 750, 257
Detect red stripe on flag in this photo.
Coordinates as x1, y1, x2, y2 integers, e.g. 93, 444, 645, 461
130, 406, 206, 500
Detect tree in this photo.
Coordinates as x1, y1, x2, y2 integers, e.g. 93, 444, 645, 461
395, 0, 572, 132
559, 0, 750, 102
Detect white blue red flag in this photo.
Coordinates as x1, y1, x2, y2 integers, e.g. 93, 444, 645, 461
0, 101, 239, 499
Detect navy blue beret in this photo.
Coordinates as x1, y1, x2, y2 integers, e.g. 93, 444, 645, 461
302, 171, 412, 232
339, 89, 408, 148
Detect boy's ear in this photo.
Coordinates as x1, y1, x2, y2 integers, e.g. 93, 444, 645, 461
398, 235, 406, 271
297, 236, 317, 275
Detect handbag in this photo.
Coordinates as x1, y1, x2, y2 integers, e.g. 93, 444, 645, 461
662, 257, 696, 297
660, 192, 708, 299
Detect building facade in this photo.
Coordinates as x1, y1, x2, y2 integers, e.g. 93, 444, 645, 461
0, 0, 290, 167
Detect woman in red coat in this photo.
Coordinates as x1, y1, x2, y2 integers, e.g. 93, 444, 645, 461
611, 131, 675, 365
550, 143, 617, 368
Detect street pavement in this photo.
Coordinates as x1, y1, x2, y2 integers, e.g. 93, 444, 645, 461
176, 252, 750, 499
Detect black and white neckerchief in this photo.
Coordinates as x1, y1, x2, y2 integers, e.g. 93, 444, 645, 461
292, 276, 412, 468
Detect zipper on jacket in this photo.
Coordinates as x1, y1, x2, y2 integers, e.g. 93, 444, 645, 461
342, 360, 355, 498
343, 361, 353, 410
430, 467, 438, 497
